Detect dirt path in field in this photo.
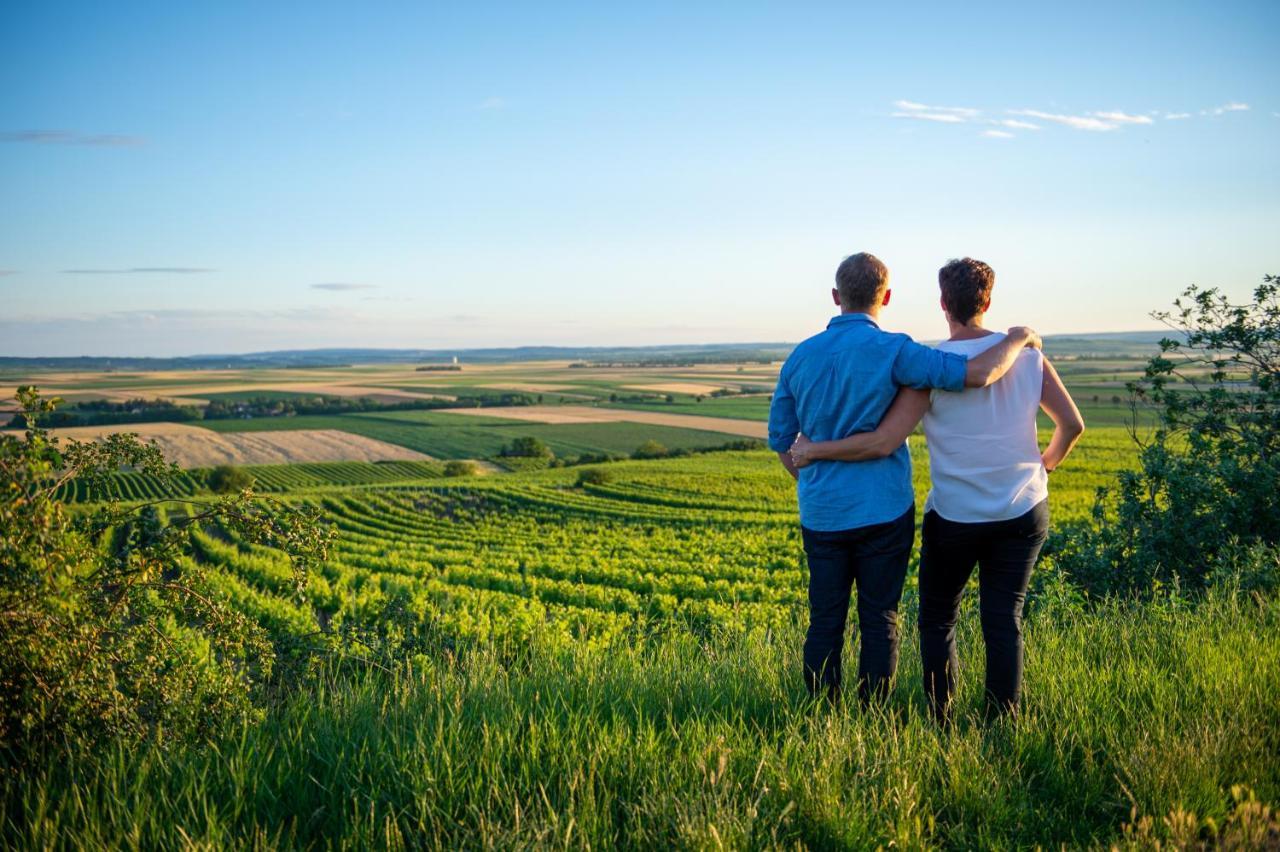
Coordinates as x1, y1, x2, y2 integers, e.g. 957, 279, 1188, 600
439, 405, 767, 439
7, 423, 431, 468
623, 383, 730, 395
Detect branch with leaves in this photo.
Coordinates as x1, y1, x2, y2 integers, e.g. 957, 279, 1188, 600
1, 387, 335, 760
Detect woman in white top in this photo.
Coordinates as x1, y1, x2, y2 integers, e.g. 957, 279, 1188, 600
789, 258, 1084, 723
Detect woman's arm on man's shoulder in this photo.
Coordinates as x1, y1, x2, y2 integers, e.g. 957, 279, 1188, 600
1039, 358, 1084, 472
789, 388, 930, 467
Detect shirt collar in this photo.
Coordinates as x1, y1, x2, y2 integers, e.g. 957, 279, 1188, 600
827, 312, 879, 329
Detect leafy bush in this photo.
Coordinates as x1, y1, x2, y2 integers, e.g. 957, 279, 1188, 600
0, 388, 333, 761
501, 436, 553, 459
208, 464, 255, 493
632, 440, 669, 460
443, 460, 477, 477
576, 467, 613, 487
1049, 278, 1280, 596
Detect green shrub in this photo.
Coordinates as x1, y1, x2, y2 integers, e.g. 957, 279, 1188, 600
443, 460, 477, 477
632, 440, 669, 460
1050, 277, 1280, 596
0, 388, 332, 761
501, 436, 553, 459
576, 467, 613, 487
208, 464, 255, 493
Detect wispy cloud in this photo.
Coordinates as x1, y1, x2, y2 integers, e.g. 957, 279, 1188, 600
1, 130, 145, 147
893, 111, 967, 123
1008, 109, 1119, 131
1203, 102, 1249, 116
991, 119, 1040, 130
476, 97, 507, 111
311, 282, 376, 291
899, 98, 1252, 138
1093, 111, 1154, 125
62, 267, 214, 274
894, 100, 980, 118
62, 267, 215, 273
0, 269, 17, 276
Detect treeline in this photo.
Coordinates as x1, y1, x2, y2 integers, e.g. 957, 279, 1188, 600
203, 392, 537, 420
6, 398, 203, 428
7, 391, 541, 428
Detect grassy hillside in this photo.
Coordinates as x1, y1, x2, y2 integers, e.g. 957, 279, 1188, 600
7, 423, 1274, 849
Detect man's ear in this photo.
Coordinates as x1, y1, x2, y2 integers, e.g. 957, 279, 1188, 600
882, 288, 892, 307
831, 287, 841, 307
981, 299, 992, 314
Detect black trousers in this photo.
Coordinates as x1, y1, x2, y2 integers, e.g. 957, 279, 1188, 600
918, 499, 1049, 723
800, 506, 915, 703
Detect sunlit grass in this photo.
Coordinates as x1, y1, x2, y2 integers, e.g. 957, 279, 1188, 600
6, 591, 1276, 849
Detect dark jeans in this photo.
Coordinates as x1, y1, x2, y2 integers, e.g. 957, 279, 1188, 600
800, 506, 915, 704
918, 499, 1049, 723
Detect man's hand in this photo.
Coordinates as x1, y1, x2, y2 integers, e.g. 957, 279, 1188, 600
1007, 326, 1043, 350
789, 434, 815, 469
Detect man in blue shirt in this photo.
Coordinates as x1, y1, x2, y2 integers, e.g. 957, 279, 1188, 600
768, 252, 1041, 703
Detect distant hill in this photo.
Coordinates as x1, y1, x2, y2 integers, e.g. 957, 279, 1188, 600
1041, 330, 1178, 358
0, 344, 795, 372
0, 332, 1175, 372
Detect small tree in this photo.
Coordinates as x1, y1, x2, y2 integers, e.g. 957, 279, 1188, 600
1051, 278, 1280, 595
208, 464, 255, 493
443, 460, 477, 477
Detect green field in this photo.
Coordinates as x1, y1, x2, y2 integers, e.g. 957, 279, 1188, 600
198, 410, 753, 459
54, 459, 447, 502
172, 430, 1135, 647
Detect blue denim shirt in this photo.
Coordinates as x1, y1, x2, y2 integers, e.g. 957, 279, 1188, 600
768, 313, 967, 532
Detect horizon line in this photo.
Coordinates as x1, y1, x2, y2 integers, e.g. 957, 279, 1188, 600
0, 329, 1178, 362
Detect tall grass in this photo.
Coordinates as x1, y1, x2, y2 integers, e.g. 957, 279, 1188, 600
5, 588, 1278, 849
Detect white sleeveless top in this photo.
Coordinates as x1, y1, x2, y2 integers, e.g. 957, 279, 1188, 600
922, 333, 1047, 523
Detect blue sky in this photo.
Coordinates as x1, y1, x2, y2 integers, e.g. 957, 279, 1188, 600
1, 1, 1277, 356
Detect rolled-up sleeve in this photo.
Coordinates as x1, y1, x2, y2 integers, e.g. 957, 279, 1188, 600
767, 366, 800, 452
892, 339, 967, 391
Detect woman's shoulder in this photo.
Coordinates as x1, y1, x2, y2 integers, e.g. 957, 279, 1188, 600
935, 331, 1006, 355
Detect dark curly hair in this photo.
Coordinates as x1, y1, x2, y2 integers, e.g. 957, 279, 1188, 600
938, 257, 995, 323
